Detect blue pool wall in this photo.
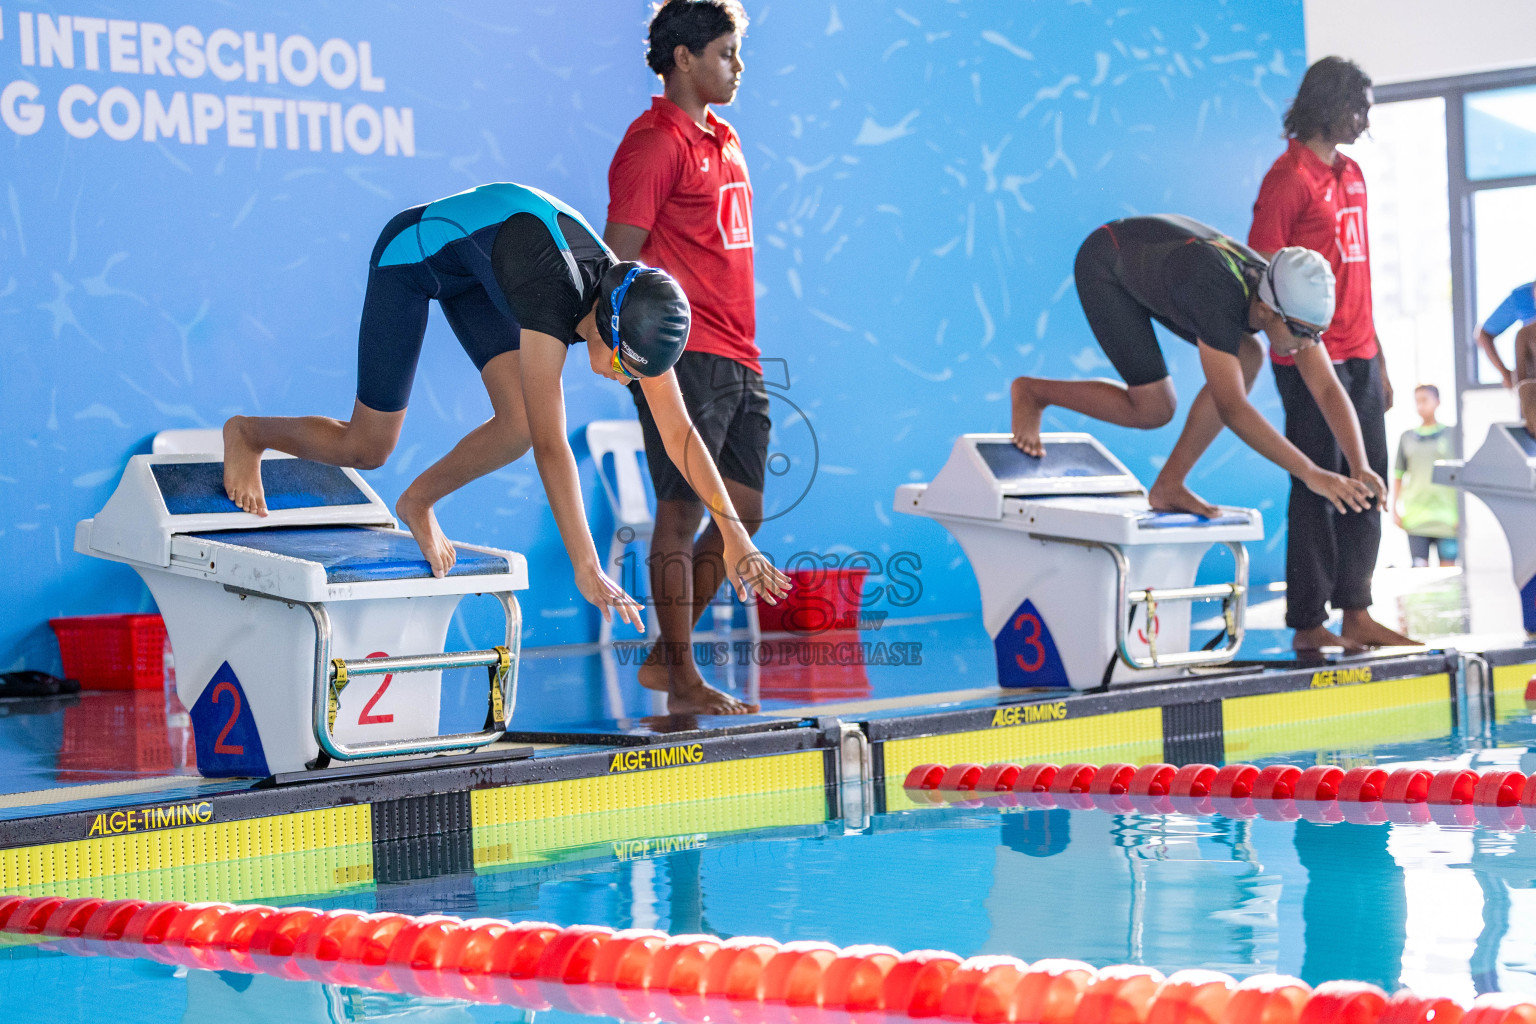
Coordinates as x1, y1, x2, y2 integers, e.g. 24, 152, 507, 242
0, 0, 1305, 673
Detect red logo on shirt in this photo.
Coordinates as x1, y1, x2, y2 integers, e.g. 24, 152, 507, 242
717, 181, 753, 250
1337, 206, 1366, 264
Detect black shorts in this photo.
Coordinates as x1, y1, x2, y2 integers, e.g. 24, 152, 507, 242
631, 352, 771, 502
1074, 225, 1191, 387
356, 205, 518, 413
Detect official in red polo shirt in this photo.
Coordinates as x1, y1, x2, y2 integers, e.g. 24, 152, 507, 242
605, 0, 768, 715
1250, 56, 1413, 653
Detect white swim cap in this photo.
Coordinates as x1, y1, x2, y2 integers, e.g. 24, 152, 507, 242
1258, 247, 1335, 329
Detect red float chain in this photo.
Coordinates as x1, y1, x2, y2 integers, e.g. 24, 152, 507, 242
902, 761, 1533, 827
0, 893, 1527, 1023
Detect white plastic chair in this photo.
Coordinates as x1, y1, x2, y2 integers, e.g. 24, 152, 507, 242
585, 419, 761, 652
587, 420, 657, 647
151, 428, 225, 455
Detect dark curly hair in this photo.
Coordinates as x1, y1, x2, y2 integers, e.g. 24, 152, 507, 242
646, 0, 748, 77
1283, 56, 1372, 141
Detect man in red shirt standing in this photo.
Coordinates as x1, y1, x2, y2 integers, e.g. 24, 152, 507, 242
606, 0, 767, 714
1250, 56, 1413, 653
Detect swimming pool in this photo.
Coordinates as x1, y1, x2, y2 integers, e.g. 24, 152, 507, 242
7, 695, 1536, 1023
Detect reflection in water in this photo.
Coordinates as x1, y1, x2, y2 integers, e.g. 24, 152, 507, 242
13, 802, 1536, 1020
1296, 822, 1406, 992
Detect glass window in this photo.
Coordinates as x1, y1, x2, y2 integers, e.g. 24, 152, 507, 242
1472, 184, 1536, 383
1465, 83, 1536, 180
1349, 98, 1455, 407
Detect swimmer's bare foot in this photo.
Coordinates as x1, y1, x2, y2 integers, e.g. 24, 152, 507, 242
1292, 625, 1369, 654
396, 490, 457, 578
639, 644, 757, 714
1341, 610, 1417, 648
1148, 475, 1220, 519
1520, 380, 1536, 439
222, 417, 269, 516
1010, 377, 1046, 457
668, 676, 758, 715
638, 646, 671, 694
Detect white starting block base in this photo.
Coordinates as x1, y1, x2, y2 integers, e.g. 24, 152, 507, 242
76, 454, 527, 776
1436, 423, 1536, 634
148, 575, 461, 771
897, 434, 1263, 690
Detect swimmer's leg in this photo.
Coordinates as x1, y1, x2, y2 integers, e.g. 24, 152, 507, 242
394, 350, 532, 578
1009, 376, 1175, 456
1016, 227, 1174, 455
222, 401, 405, 516
1148, 334, 1264, 518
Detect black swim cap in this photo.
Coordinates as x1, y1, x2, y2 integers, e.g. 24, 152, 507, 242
595, 261, 691, 377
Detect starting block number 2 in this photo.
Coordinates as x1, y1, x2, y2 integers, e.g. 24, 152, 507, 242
359, 651, 396, 726
210, 681, 245, 755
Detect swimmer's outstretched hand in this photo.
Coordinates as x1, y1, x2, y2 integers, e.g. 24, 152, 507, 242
725, 543, 792, 605
1303, 466, 1374, 515
577, 562, 645, 631
222, 417, 270, 517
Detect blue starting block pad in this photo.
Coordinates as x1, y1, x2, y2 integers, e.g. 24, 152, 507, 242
76, 454, 529, 776
189, 527, 511, 584
1137, 511, 1254, 529
975, 439, 1127, 486
897, 433, 1264, 690
154, 460, 368, 515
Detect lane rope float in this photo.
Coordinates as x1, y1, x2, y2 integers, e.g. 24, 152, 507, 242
902, 761, 1533, 827
0, 894, 1527, 1023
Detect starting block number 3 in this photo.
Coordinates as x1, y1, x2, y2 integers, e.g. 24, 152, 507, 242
358, 651, 396, 726
1012, 611, 1046, 673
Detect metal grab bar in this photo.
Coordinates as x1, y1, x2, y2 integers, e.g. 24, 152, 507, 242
330, 648, 510, 677
1029, 535, 1249, 672
224, 585, 521, 765
1127, 583, 1243, 604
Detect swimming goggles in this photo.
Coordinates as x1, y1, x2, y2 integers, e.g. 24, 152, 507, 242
608, 266, 646, 382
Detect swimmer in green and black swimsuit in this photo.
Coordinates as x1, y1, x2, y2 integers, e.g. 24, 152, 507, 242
1009, 213, 1384, 520
222, 183, 789, 633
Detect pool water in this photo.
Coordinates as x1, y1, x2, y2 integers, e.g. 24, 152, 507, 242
9, 720, 1536, 1021
1, 601, 1531, 1023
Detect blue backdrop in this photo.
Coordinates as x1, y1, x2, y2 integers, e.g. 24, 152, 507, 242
1, 1, 1306, 677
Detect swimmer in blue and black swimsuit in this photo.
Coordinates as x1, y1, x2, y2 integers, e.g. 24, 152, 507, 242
222, 183, 789, 630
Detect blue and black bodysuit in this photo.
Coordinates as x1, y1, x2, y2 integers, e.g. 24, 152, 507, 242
358, 183, 614, 412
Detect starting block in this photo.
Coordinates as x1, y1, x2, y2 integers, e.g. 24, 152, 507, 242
896, 433, 1263, 690
75, 455, 527, 776
1435, 424, 1536, 633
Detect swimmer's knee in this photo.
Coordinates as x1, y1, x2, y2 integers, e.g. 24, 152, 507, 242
1129, 382, 1176, 428
347, 435, 396, 470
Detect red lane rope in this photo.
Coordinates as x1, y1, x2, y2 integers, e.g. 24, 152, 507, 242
0, 894, 1528, 1023
902, 761, 1532, 827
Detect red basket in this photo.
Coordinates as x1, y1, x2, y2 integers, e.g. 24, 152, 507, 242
757, 568, 868, 635
48, 613, 167, 690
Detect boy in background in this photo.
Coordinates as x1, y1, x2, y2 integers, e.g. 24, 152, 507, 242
1392, 385, 1459, 567
605, 1, 766, 715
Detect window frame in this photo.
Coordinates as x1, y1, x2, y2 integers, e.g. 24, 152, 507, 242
1377, 66, 1536, 406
